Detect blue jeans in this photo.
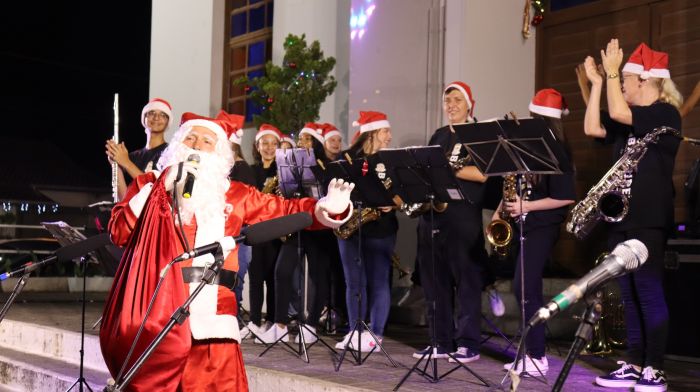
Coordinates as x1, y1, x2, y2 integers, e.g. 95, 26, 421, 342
338, 234, 396, 337
234, 243, 252, 309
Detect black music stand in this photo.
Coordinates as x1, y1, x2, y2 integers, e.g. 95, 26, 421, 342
454, 118, 572, 385
324, 156, 401, 371
258, 148, 337, 363
42, 221, 112, 392
380, 147, 489, 390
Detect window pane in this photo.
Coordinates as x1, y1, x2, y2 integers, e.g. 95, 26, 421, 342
230, 73, 245, 97
266, 2, 274, 27
231, 12, 247, 37
248, 41, 265, 67
231, 0, 247, 9
249, 5, 265, 32
231, 46, 246, 71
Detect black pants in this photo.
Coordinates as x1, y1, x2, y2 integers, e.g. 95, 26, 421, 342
273, 230, 330, 327
249, 239, 281, 326
512, 224, 560, 359
608, 228, 669, 370
418, 208, 484, 352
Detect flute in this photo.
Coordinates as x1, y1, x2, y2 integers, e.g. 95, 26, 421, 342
112, 93, 120, 203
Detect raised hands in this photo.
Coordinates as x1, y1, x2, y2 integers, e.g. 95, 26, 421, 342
601, 38, 624, 75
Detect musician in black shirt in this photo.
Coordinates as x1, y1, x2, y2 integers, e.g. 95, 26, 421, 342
584, 40, 683, 392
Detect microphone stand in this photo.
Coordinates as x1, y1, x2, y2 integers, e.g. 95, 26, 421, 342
552, 290, 603, 392
0, 273, 30, 325
104, 247, 226, 392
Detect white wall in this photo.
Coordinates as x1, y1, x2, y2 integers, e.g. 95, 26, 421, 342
150, 0, 225, 140
444, 0, 536, 121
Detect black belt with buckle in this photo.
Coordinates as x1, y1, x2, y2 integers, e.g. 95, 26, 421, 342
181, 267, 238, 291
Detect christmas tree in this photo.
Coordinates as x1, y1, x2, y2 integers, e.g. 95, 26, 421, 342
235, 34, 337, 134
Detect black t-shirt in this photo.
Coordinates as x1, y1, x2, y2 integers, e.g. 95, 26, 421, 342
599, 101, 681, 231
428, 127, 485, 211
126, 143, 168, 182
229, 159, 256, 186
341, 149, 399, 239
520, 172, 576, 232
251, 161, 277, 191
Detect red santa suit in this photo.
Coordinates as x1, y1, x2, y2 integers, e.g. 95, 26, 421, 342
100, 111, 351, 392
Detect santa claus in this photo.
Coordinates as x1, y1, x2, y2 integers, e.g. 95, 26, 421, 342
100, 111, 353, 391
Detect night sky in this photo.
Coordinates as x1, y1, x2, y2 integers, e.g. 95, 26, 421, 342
1, 2, 152, 193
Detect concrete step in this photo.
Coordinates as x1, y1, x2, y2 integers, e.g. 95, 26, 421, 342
0, 345, 109, 391
0, 319, 108, 374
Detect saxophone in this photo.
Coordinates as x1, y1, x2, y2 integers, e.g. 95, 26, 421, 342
486, 174, 517, 257
333, 207, 381, 239
567, 126, 680, 239
261, 175, 279, 195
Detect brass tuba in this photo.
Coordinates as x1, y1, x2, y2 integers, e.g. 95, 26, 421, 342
486, 174, 517, 257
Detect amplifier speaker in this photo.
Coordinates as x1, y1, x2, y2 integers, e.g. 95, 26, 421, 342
664, 242, 700, 361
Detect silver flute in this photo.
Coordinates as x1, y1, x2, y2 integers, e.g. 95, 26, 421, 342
112, 93, 120, 203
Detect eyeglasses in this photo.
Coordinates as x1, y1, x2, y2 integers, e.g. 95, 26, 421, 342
145, 111, 169, 120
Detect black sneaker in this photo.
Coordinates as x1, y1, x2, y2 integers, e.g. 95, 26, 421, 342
634, 366, 667, 392
448, 347, 480, 363
595, 361, 641, 388
412, 346, 449, 359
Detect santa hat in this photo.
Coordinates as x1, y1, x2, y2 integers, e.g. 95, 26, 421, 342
179, 111, 243, 145
299, 122, 325, 143
622, 43, 670, 80
255, 123, 283, 142
321, 123, 342, 141
352, 111, 391, 133
443, 81, 475, 115
141, 98, 173, 128
281, 134, 296, 148
529, 88, 569, 119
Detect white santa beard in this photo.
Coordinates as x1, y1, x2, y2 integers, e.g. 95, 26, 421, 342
161, 143, 231, 226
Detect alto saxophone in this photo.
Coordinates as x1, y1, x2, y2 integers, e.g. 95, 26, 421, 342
567, 126, 680, 239
486, 174, 517, 257
333, 207, 381, 240
261, 175, 280, 195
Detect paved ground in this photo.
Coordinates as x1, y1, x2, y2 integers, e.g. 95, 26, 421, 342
1, 294, 698, 391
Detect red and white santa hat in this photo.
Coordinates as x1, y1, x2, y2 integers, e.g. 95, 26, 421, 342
352, 111, 391, 133
281, 134, 296, 148
443, 81, 475, 115
321, 123, 342, 141
299, 122, 325, 143
141, 98, 173, 128
255, 123, 283, 142
179, 111, 243, 145
529, 88, 569, 119
622, 43, 670, 80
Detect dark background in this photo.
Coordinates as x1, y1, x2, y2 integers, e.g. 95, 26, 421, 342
1, 1, 152, 193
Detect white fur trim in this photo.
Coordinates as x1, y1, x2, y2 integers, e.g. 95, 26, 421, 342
127, 182, 153, 218
323, 130, 342, 140
529, 103, 562, 119
300, 128, 325, 143
255, 129, 280, 142
229, 129, 244, 145
622, 63, 670, 79
314, 201, 353, 228
188, 311, 240, 342
182, 119, 228, 142
359, 120, 391, 133
218, 236, 237, 253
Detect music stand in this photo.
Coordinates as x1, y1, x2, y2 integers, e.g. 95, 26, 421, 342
325, 156, 401, 371
378, 147, 489, 390
42, 221, 111, 392
454, 118, 572, 385
258, 148, 337, 362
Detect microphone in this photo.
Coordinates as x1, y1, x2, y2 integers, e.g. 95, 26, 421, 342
0, 233, 111, 281
182, 154, 200, 199
528, 239, 648, 327
172, 212, 313, 262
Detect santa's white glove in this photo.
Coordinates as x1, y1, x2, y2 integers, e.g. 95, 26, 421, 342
164, 161, 198, 192
314, 178, 355, 228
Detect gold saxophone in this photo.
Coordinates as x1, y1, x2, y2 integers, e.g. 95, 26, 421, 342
486, 174, 517, 257
333, 207, 381, 239
261, 175, 280, 195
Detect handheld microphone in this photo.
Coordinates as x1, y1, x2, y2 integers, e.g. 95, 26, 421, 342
0, 233, 111, 281
182, 154, 200, 199
528, 239, 648, 327
172, 212, 313, 262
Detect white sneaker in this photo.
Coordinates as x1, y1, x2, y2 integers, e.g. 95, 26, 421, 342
356, 331, 381, 353
487, 287, 505, 317
294, 325, 318, 344
335, 332, 355, 350
254, 324, 289, 344
503, 355, 548, 376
